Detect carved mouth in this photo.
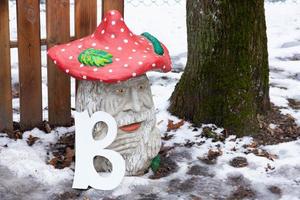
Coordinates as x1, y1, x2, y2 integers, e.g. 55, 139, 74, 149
119, 122, 142, 132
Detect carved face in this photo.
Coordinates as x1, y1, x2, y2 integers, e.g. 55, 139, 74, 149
76, 75, 161, 175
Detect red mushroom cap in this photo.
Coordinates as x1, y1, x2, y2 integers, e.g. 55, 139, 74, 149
47, 10, 172, 83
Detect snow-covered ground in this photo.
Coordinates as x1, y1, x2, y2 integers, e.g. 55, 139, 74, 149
1, 0, 300, 199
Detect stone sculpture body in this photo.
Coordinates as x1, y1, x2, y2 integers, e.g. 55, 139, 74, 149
47, 10, 171, 176
76, 75, 161, 175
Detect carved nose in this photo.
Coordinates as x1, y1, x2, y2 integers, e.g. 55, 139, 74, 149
130, 87, 141, 112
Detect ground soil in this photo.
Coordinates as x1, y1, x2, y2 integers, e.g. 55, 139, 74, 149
254, 103, 300, 145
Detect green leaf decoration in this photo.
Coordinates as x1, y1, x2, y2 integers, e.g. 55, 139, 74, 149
78, 48, 113, 67
150, 155, 161, 173
141, 32, 164, 56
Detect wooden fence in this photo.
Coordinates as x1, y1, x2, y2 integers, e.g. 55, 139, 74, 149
0, 0, 124, 132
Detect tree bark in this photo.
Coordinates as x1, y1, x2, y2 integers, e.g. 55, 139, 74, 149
169, 0, 270, 136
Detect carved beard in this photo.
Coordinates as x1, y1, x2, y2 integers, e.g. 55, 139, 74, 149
76, 75, 161, 175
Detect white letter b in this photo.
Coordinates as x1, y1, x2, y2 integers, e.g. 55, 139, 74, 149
72, 110, 125, 190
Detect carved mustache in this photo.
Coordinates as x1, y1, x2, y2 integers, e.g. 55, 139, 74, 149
115, 109, 155, 127
92, 108, 155, 139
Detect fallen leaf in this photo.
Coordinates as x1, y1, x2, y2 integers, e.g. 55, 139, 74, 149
184, 140, 195, 148
64, 147, 75, 166
158, 146, 175, 157
243, 141, 258, 149
202, 127, 225, 142
265, 163, 275, 172
230, 157, 248, 168
43, 121, 52, 133
207, 149, 223, 160
190, 194, 202, 200
5, 129, 23, 140
49, 147, 75, 169
249, 148, 278, 161
162, 132, 174, 141
167, 119, 184, 131
198, 149, 222, 165
49, 157, 60, 167
27, 135, 39, 146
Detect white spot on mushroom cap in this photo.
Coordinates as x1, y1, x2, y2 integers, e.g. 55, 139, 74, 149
111, 34, 116, 39
105, 46, 109, 50
69, 56, 73, 60
128, 56, 133, 60
132, 72, 137, 77
78, 45, 82, 49
80, 64, 84, 68
115, 58, 120, 61
123, 39, 128, 43
83, 75, 87, 79
93, 68, 98, 72
111, 11, 115, 15
132, 49, 137, 52
111, 21, 116, 25
117, 46, 122, 51
124, 64, 128, 67
54, 60, 57, 64
66, 69, 70, 73
120, 28, 125, 32
120, 18, 124, 21
108, 69, 113, 73
138, 61, 143, 65
101, 30, 105, 34
61, 48, 65, 52
104, 18, 107, 22
92, 43, 96, 47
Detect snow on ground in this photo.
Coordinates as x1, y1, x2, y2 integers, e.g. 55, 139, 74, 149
1, 0, 300, 199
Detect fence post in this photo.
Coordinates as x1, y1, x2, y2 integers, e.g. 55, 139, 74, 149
75, 0, 97, 93
17, 0, 43, 130
46, 0, 71, 127
0, 0, 13, 132
75, 0, 97, 38
102, 0, 124, 18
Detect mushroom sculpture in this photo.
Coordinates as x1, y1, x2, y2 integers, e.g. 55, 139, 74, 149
48, 10, 172, 175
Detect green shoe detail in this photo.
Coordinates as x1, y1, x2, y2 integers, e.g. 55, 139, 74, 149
150, 155, 161, 173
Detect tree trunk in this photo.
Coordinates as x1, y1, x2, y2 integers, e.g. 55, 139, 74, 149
169, 0, 270, 136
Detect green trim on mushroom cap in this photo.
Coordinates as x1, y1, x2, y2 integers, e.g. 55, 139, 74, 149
141, 32, 164, 56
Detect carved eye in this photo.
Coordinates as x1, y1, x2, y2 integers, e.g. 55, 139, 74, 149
138, 85, 145, 90
115, 88, 126, 94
